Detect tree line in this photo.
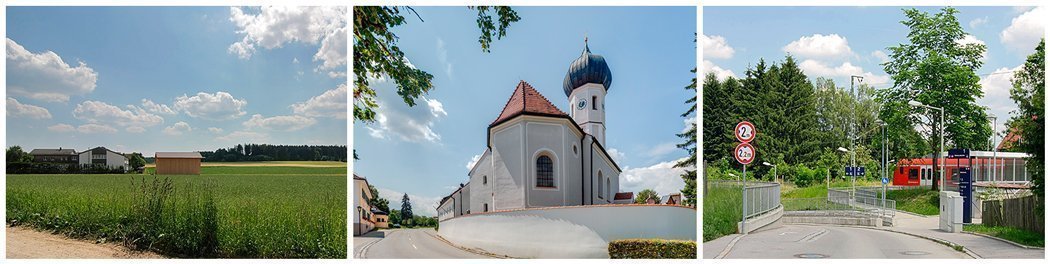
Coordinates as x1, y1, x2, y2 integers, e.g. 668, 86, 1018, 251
200, 144, 347, 162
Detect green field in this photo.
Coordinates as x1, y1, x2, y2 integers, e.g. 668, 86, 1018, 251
6, 164, 347, 258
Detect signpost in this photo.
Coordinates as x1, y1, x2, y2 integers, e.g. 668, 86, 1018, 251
959, 167, 972, 223
735, 121, 756, 234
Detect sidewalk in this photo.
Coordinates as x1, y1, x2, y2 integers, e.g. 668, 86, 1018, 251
890, 213, 1044, 259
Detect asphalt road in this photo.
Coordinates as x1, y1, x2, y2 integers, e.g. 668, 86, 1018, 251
705, 224, 971, 259
354, 229, 491, 259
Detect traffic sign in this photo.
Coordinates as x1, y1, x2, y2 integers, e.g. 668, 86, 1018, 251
735, 121, 756, 143
845, 166, 866, 177
882, 177, 889, 185
734, 142, 756, 165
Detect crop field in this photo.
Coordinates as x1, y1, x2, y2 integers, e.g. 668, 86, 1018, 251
6, 163, 347, 258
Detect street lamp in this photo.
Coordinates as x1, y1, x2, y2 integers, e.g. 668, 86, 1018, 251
909, 100, 945, 190
762, 161, 778, 184
987, 115, 998, 182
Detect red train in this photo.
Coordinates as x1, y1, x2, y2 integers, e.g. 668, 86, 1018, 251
892, 157, 998, 186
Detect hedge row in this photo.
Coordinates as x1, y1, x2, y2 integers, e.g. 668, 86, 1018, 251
6, 162, 126, 174
608, 239, 696, 259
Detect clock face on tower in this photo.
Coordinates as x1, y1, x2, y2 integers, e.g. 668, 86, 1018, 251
576, 98, 587, 110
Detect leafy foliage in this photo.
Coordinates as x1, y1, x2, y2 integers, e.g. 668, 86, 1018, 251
878, 7, 992, 190
200, 144, 347, 162
128, 152, 147, 171
6, 146, 33, 163
368, 184, 390, 213
400, 193, 413, 225
608, 239, 696, 259
635, 188, 661, 204
1008, 39, 1044, 199
676, 66, 698, 207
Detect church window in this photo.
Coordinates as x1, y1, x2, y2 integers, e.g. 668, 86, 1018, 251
597, 171, 604, 199
484, 203, 489, 212
483, 175, 488, 185
592, 96, 598, 110
536, 155, 554, 188
606, 177, 611, 200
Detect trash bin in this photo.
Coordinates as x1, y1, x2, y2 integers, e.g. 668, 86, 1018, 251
939, 191, 963, 233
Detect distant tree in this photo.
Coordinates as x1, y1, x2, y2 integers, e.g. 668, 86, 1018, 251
635, 189, 661, 204
878, 7, 991, 191
1009, 39, 1044, 199
389, 209, 401, 228
6, 146, 33, 163
701, 73, 741, 164
128, 152, 147, 170
400, 193, 414, 226
676, 65, 697, 207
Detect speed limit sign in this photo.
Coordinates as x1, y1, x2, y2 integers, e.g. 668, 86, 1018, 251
735, 121, 756, 143
734, 142, 756, 165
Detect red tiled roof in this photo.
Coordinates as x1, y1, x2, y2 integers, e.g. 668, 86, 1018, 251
997, 127, 1022, 151
491, 81, 569, 127
614, 192, 634, 200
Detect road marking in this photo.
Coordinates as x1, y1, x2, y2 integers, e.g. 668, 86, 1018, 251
797, 229, 829, 243
412, 243, 418, 250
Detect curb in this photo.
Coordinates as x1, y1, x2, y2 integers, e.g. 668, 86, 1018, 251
962, 231, 1045, 250
789, 223, 981, 259
714, 234, 746, 259
427, 230, 512, 259
353, 229, 394, 258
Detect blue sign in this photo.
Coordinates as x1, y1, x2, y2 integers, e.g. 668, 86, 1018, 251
959, 167, 973, 223
948, 149, 971, 159
882, 177, 889, 184
844, 166, 866, 177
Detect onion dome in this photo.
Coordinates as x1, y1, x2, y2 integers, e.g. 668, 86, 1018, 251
563, 39, 612, 97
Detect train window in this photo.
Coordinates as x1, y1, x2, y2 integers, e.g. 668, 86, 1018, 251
909, 169, 919, 180
899, 167, 904, 174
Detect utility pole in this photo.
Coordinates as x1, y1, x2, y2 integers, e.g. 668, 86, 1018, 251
850, 75, 863, 200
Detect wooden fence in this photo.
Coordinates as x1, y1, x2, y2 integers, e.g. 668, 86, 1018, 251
982, 195, 1044, 233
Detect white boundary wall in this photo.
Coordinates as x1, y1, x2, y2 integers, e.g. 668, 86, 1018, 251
438, 205, 696, 258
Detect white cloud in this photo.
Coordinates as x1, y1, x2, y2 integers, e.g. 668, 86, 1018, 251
646, 142, 679, 159
871, 50, 890, 63
702, 60, 737, 81
6, 38, 98, 102
701, 35, 735, 59
48, 123, 76, 133
141, 99, 176, 115
1001, 6, 1046, 53
366, 82, 448, 143
7, 97, 52, 119
73, 100, 164, 128
782, 34, 854, 59
291, 84, 347, 119
292, 58, 300, 64
466, 154, 482, 170
174, 92, 248, 120
228, 6, 346, 78
436, 38, 454, 78
208, 127, 224, 134
162, 121, 193, 135
126, 126, 146, 133
77, 123, 117, 134
607, 148, 626, 164
216, 130, 270, 142
243, 114, 317, 131
979, 65, 1024, 134
797, 59, 890, 85
969, 16, 989, 29
377, 187, 443, 217
619, 158, 689, 197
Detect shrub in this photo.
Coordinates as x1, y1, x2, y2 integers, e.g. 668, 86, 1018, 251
792, 165, 819, 187
608, 239, 696, 259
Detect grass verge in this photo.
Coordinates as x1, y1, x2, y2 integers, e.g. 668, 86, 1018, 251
703, 185, 741, 242
964, 224, 1045, 248
886, 189, 939, 216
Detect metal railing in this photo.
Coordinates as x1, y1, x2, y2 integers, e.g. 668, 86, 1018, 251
825, 187, 897, 220
743, 181, 781, 220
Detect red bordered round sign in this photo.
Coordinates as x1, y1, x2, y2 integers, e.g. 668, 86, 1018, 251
735, 121, 756, 143
734, 142, 756, 165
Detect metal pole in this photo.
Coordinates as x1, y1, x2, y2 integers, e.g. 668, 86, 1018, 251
940, 107, 945, 190
992, 117, 998, 182
882, 124, 887, 208
741, 164, 747, 234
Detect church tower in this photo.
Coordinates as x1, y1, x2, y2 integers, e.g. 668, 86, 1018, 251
563, 38, 613, 145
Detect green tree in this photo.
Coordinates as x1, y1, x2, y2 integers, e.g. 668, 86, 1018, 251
635, 189, 661, 204
389, 209, 401, 228
676, 66, 697, 207
400, 193, 413, 226
878, 7, 991, 191
1009, 39, 1044, 199
128, 152, 147, 170
368, 184, 390, 213
6, 146, 33, 163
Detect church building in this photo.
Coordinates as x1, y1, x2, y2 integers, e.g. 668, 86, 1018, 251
441, 41, 627, 220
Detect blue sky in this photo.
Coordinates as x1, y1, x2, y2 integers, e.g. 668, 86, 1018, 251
704, 6, 1045, 135
353, 6, 696, 216
6, 7, 348, 156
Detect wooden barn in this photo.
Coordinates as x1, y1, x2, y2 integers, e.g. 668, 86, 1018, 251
155, 152, 203, 175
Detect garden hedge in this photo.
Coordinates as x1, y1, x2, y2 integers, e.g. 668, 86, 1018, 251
608, 239, 696, 259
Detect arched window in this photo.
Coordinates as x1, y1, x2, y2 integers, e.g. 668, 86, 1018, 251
536, 155, 554, 188
606, 177, 611, 200
597, 171, 604, 199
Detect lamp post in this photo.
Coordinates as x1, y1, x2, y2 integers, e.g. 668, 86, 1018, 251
909, 100, 945, 191
876, 120, 887, 207
763, 161, 778, 184
987, 115, 998, 182
838, 147, 855, 203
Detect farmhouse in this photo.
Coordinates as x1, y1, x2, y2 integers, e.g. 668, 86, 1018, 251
371, 208, 389, 229
154, 152, 203, 175
353, 174, 376, 236
79, 147, 129, 171
29, 148, 79, 164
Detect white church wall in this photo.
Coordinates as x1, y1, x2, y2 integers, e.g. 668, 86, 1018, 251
491, 122, 526, 210
590, 144, 620, 205
525, 121, 570, 207
468, 151, 491, 214
438, 205, 697, 258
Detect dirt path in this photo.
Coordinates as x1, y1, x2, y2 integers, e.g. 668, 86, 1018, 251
6, 226, 163, 259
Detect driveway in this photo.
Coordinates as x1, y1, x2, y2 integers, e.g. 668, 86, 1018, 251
354, 229, 492, 259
